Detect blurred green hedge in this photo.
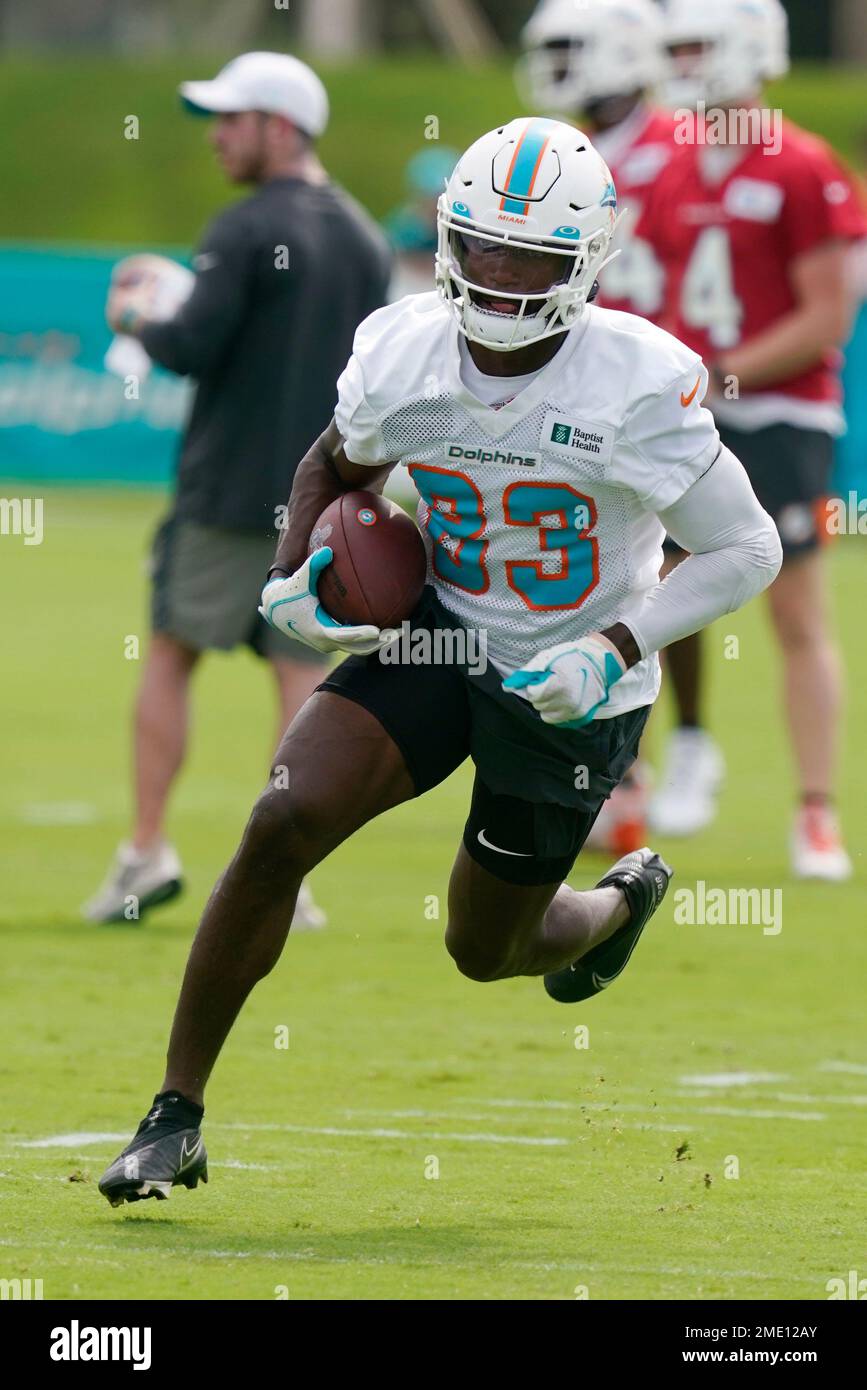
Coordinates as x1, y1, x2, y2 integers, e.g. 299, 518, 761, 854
1, 57, 865, 246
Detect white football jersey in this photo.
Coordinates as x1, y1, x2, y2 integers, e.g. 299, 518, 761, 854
335, 293, 719, 717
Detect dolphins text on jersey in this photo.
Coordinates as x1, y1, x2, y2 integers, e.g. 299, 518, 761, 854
336, 121, 719, 717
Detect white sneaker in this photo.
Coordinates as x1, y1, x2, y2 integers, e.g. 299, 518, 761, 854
648, 728, 725, 837
791, 806, 852, 882
82, 840, 183, 923
291, 879, 327, 931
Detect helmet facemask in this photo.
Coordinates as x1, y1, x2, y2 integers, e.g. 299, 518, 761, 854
517, 0, 665, 115
436, 202, 619, 352
662, 36, 758, 109
517, 37, 592, 114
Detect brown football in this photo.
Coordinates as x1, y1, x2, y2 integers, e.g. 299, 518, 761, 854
308, 491, 427, 629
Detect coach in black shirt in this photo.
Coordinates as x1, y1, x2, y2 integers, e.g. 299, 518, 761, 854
85, 52, 391, 928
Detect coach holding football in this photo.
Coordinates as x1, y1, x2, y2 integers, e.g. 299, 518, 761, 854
84, 52, 391, 928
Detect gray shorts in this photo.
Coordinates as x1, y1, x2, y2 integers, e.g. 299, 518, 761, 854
150, 515, 325, 664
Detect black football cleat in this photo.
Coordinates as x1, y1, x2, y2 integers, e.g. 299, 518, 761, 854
99, 1091, 207, 1207
544, 848, 673, 1003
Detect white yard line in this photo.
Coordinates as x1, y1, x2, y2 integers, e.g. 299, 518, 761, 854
677, 1072, 788, 1088
215, 1123, 567, 1147
0, 1237, 819, 1286
693, 1105, 825, 1121
680, 1090, 867, 1107
7, 1090, 832, 1162
430, 1097, 827, 1123
466, 1098, 577, 1111
9, 1124, 567, 1151
15, 1133, 128, 1148
597, 1122, 694, 1133
212, 1161, 303, 1172
341, 1105, 694, 1130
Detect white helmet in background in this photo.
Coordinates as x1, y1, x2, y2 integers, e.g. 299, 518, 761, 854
517, 0, 664, 115
436, 118, 619, 351
661, 0, 790, 110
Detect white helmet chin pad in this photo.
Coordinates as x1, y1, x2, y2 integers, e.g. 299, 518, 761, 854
436, 118, 619, 353
462, 301, 555, 351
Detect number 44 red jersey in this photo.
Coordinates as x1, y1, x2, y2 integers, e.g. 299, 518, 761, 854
592, 105, 677, 319
635, 119, 867, 432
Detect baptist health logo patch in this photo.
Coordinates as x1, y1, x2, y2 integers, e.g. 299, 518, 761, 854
545, 413, 614, 467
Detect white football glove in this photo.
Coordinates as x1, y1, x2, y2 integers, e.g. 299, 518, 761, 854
502, 635, 628, 728
259, 548, 396, 657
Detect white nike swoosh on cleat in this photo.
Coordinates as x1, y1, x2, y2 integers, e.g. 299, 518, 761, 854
178, 1136, 203, 1171
477, 829, 533, 857
592, 932, 646, 990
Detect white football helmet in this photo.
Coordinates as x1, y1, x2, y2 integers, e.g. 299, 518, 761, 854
517, 0, 664, 114
661, 0, 790, 109
436, 118, 619, 352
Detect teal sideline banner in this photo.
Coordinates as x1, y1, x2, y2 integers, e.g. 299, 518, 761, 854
0, 242, 864, 498
0, 244, 191, 486
838, 302, 867, 500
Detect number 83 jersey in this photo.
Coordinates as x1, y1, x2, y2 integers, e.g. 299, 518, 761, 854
335, 291, 719, 718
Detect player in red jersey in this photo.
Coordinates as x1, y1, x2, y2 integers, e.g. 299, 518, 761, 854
518, 0, 677, 321
638, 0, 866, 876
517, 0, 678, 852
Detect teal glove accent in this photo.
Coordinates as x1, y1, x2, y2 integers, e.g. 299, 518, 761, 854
260, 547, 335, 631
502, 669, 552, 691
258, 546, 386, 656
503, 640, 627, 728
602, 650, 625, 685
556, 650, 626, 728
315, 603, 341, 629
307, 547, 333, 589
306, 546, 342, 627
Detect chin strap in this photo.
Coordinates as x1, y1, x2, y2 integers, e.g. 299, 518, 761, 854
464, 301, 542, 349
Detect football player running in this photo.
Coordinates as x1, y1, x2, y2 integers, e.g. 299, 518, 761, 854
98, 120, 781, 1207
518, 0, 676, 853
640, 0, 866, 875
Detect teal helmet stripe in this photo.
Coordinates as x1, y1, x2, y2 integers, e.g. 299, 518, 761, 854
499, 117, 560, 216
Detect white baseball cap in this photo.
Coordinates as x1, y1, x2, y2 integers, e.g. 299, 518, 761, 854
180, 51, 329, 138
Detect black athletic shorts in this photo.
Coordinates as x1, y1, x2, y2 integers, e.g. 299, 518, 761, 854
663, 421, 833, 559
319, 589, 650, 886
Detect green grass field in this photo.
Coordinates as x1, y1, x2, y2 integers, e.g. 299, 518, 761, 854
0, 58, 865, 244
1, 488, 865, 1300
